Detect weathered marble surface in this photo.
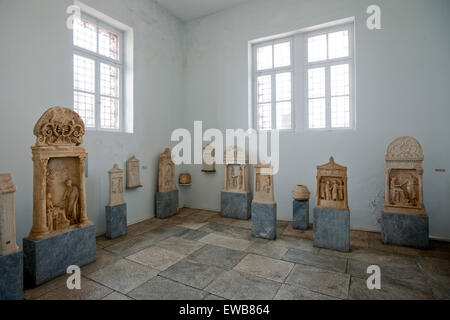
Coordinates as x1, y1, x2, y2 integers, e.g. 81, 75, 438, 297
0, 250, 23, 300
251, 202, 277, 240
156, 190, 179, 219
0, 173, 19, 256
106, 203, 127, 240
381, 211, 429, 249
23, 224, 96, 287
221, 191, 251, 220
313, 207, 350, 252
293, 200, 309, 230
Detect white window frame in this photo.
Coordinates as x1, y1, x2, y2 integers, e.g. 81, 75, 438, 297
303, 24, 355, 131
252, 37, 295, 131
250, 20, 355, 132
73, 12, 124, 132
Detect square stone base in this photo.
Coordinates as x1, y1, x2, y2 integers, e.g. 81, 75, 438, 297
251, 202, 277, 240
381, 211, 429, 249
156, 190, 179, 219
221, 191, 252, 220
0, 250, 23, 300
313, 208, 350, 252
293, 200, 309, 230
23, 224, 96, 288
106, 203, 127, 240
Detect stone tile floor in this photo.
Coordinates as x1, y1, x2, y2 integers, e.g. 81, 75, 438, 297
25, 208, 450, 300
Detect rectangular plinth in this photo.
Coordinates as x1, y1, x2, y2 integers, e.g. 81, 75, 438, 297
106, 203, 127, 240
251, 202, 277, 240
381, 211, 429, 249
221, 191, 252, 220
293, 200, 309, 230
23, 224, 96, 288
0, 250, 23, 300
313, 208, 350, 252
156, 190, 179, 219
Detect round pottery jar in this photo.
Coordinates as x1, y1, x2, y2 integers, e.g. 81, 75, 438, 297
179, 173, 192, 185
292, 185, 310, 200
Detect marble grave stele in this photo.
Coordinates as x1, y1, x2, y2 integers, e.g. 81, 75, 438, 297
202, 144, 216, 172
126, 155, 142, 189
158, 148, 177, 192
253, 164, 275, 204
383, 136, 425, 215
315, 157, 349, 211
223, 145, 249, 193
29, 107, 92, 240
0, 174, 19, 256
108, 164, 125, 207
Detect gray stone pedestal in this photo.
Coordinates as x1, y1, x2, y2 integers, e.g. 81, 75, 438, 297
156, 190, 179, 219
106, 203, 127, 240
0, 250, 23, 300
251, 202, 277, 240
293, 200, 309, 230
381, 211, 429, 249
221, 191, 252, 220
313, 208, 350, 252
23, 224, 96, 288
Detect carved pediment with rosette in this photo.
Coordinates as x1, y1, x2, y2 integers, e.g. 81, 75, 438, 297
386, 136, 423, 161
33, 107, 85, 147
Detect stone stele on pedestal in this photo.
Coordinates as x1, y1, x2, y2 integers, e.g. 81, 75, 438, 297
106, 164, 127, 240
23, 107, 95, 287
292, 185, 310, 230
156, 148, 179, 219
381, 136, 429, 249
0, 174, 23, 300
313, 157, 350, 252
221, 146, 251, 219
251, 164, 277, 240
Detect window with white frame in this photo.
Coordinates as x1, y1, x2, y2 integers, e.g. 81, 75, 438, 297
254, 39, 293, 130
73, 14, 123, 131
252, 22, 354, 131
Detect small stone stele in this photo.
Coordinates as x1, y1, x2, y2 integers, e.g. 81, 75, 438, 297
251, 164, 277, 240
0, 174, 19, 256
108, 164, 125, 207
315, 157, 349, 211
106, 164, 127, 240
221, 146, 251, 219
202, 144, 216, 172
156, 148, 179, 219
126, 155, 142, 189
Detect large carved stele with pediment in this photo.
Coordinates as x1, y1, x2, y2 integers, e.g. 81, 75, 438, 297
253, 164, 275, 204
383, 136, 425, 215
29, 107, 92, 241
158, 148, 177, 192
223, 146, 249, 193
315, 157, 349, 211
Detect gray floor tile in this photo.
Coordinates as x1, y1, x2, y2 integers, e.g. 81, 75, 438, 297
176, 229, 210, 241
101, 291, 134, 300
203, 294, 226, 300
156, 236, 205, 255
128, 276, 207, 300
188, 244, 247, 270
286, 264, 350, 299
246, 242, 289, 260
126, 246, 186, 271
349, 276, 433, 300
234, 254, 294, 283
199, 233, 252, 251
86, 259, 158, 294
200, 222, 253, 240
37, 278, 112, 300
282, 248, 348, 273
205, 270, 281, 300
160, 259, 225, 289
81, 249, 121, 275
274, 284, 339, 300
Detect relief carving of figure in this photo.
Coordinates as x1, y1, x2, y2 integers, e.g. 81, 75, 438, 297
315, 157, 349, 210
46, 193, 54, 232
63, 179, 79, 224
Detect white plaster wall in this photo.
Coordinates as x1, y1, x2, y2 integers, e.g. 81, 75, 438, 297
181, 0, 450, 239
0, 0, 185, 246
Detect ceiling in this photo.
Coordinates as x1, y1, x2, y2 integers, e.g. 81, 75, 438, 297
155, 0, 250, 22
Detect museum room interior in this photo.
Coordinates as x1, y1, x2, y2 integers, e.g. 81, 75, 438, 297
0, 0, 449, 303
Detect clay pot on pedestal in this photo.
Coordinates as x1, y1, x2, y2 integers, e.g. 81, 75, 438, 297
179, 173, 192, 185
292, 185, 310, 200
